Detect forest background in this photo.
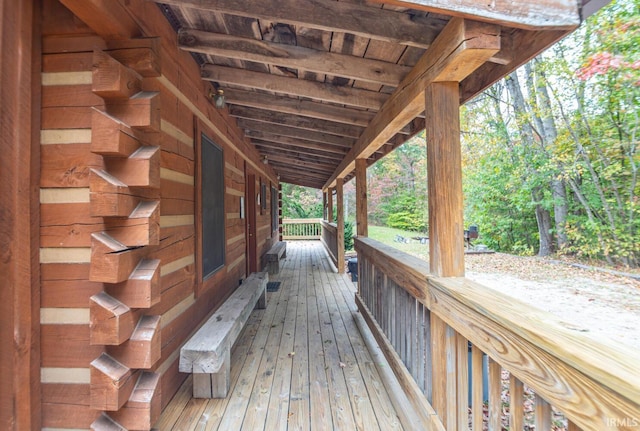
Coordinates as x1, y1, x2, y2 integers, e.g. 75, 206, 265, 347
281, 0, 639, 268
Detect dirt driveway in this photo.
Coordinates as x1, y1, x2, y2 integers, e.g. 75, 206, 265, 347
464, 252, 640, 351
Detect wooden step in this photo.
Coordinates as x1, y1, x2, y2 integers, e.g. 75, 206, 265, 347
90, 169, 159, 217
108, 315, 161, 369
110, 372, 161, 430
90, 291, 138, 345
91, 108, 141, 157
106, 91, 160, 132
107, 37, 161, 78
90, 353, 138, 411
104, 145, 160, 188
92, 50, 142, 100
90, 231, 146, 283
104, 200, 160, 246
91, 413, 126, 431
106, 259, 160, 309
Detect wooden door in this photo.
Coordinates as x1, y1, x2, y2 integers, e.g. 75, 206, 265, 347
246, 172, 258, 273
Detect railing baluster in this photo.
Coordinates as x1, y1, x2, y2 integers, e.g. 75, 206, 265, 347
535, 395, 551, 431
567, 420, 582, 431
416, 301, 425, 390
471, 345, 484, 431
424, 307, 432, 404
457, 333, 469, 430
509, 374, 524, 430
488, 358, 502, 431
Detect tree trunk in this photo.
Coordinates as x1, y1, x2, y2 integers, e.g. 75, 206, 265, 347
534, 187, 554, 256
505, 71, 556, 255
531, 60, 570, 250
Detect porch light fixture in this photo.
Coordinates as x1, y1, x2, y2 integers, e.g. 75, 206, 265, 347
262, 155, 268, 164
209, 83, 225, 109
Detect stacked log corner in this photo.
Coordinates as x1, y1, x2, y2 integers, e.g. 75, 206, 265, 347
89, 47, 162, 431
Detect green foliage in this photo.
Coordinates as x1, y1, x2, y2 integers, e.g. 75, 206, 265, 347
281, 183, 323, 218
386, 211, 427, 232
461, 0, 640, 266
344, 221, 354, 251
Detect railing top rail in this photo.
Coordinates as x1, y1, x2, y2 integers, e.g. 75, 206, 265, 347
355, 236, 640, 421
320, 220, 338, 229
283, 218, 323, 224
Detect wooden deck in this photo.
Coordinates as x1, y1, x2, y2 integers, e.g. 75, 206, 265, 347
156, 241, 404, 431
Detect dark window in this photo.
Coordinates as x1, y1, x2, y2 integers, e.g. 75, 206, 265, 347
201, 133, 225, 278
261, 182, 267, 211
271, 185, 278, 232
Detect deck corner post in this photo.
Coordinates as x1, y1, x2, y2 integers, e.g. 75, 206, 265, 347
425, 82, 465, 278
327, 187, 334, 223
355, 158, 368, 238
336, 178, 345, 273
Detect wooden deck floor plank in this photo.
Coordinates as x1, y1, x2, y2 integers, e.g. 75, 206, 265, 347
240, 254, 296, 431
157, 242, 407, 431
264, 243, 301, 431
318, 247, 404, 431
311, 247, 360, 430
301, 244, 334, 431
288, 244, 312, 431
155, 374, 194, 430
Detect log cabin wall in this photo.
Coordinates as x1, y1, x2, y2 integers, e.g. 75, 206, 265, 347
39, 0, 279, 428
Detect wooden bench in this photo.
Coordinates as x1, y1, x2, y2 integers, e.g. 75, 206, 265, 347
265, 241, 286, 275
179, 272, 268, 398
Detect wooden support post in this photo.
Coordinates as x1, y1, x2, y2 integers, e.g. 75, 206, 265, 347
327, 187, 334, 223
355, 158, 368, 237
0, 1, 41, 429
425, 82, 465, 277
336, 178, 345, 273
322, 190, 327, 220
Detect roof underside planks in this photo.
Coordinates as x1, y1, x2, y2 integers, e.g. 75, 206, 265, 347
146, 0, 588, 189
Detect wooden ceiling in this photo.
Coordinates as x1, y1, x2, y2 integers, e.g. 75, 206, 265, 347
153, 0, 583, 190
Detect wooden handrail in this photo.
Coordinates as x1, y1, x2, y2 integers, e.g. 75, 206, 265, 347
355, 236, 640, 431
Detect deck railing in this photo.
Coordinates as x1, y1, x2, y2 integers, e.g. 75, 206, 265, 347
282, 218, 322, 240
355, 237, 640, 431
320, 220, 339, 268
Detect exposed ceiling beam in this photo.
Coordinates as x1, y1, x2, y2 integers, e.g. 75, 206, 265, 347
230, 106, 363, 138
153, 0, 444, 48
179, 29, 411, 86
203, 65, 388, 110
268, 164, 336, 179
246, 130, 349, 155
324, 18, 500, 189
224, 88, 375, 127
267, 161, 336, 178
238, 119, 356, 148
254, 141, 345, 162
373, 0, 580, 30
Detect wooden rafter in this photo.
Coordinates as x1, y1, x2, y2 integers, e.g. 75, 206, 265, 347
238, 119, 356, 148
224, 88, 375, 127
229, 106, 363, 138
179, 29, 412, 86
245, 131, 350, 155
202, 65, 388, 110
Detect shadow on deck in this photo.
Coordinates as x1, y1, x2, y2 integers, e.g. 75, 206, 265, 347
156, 241, 405, 430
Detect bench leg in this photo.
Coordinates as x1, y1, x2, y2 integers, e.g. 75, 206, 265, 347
192, 350, 231, 398
256, 286, 267, 310
267, 260, 279, 275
